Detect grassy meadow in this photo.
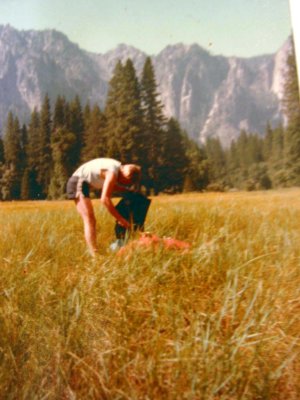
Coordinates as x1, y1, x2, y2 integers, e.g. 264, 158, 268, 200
1, 189, 300, 399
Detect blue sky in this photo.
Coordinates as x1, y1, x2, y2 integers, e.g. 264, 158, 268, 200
0, 0, 293, 57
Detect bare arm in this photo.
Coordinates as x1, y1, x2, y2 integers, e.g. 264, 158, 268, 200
100, 170, 130, 228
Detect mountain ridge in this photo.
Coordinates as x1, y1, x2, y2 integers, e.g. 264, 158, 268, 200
0, 24, 290, 146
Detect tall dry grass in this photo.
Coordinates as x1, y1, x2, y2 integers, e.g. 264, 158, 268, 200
0, 190, 300, 399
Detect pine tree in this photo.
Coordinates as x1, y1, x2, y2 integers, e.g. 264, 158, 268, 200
105, 60, 126, 160
284, 123, 300, 186
48, 126, 77, 199
184, 138, 209, 191
26, 108, 43, 198
236, 130, 250, 168
37, 94, 52, 198
20, 169, 30, 200
120, 59, 144, 163
53, 95, 68, 130
82, 101, 92, 160
282, 40, 300, 186
282, 40, 300, 127
226, 140, 240, 187
247, 133, 264, 164
49, 95, 85, 197
0, 164, 4, 200
2, 112, 23, 199
83, 101, 91, 124
0, 136, 4, 163
263, 122, 273, 161
0, 164, 20, 200
68, 95, 84, 167
158, 118, 188, 192
266, 125, 285, 187
140, 57, 166, 194
82, 104, 107, 161
205, 137, 226, 185
3, 112, 22, 165
104, 59, 144, 164
20, 124, 30, 199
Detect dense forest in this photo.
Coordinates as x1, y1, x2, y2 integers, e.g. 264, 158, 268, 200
0, 44, 299, 200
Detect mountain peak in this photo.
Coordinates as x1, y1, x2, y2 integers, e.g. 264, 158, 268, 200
157, 42, 210, 57
0, 26, 290, 146
104, 43, 146, 59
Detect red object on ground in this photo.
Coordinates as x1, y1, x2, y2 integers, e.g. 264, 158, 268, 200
117, 233, 191, 256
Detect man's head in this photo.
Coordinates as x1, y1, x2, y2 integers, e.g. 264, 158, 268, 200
119, 164, 141, 189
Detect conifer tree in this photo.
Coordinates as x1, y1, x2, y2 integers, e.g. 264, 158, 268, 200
20, 124, 30, 199
82, 104, 107, 161
37, 94, 52, 198
68, 95, 84, 167
282, 40, 300, 127
48, 126, 77, 198
104, 59, 144, 164
226, 140, 240, 187
26, 108, 43, 198
205, 137, 226, 184
20, 169, 30, 200
0, 164, 4, 200
2, 112, 23, 199
53, 95, 68, 130
271, 125, 284, 163
83, 101, 91, 124
183, 135, 209, 191
140, 57, 166, 193
235, 130, 250, 168
0, 137, 4, 163
265, 125, 285, 187
120, 59, 144, 163
50, 95, 84, 197
263, 122, 273, 161
282, 40, 300, 186
247, 133, 264, 164
0, 164, 20, 200
3, 112, 22, 165
104, 60, 125, 160
284, 122, 300, 186
158, 118, 188, 192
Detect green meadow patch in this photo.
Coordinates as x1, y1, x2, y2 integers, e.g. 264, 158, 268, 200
1, 190, 300, 399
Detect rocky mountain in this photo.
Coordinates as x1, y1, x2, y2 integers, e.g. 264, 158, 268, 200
0, 24, 291, 147
153, 40, 290, 147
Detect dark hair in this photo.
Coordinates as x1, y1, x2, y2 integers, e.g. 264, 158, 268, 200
130, 165, 141, 183
127, 165, 141, 191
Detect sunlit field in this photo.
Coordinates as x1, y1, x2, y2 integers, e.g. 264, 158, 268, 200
1, 189, 300, 399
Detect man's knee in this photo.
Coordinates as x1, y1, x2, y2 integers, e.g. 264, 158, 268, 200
77, 204, 96, 226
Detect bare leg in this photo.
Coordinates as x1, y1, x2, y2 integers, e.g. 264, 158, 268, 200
75, 195, 97, 256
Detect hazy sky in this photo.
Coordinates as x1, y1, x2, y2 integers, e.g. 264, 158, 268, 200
0, 0, 293, 57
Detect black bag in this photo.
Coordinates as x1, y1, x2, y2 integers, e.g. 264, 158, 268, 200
115, 192, 151, 239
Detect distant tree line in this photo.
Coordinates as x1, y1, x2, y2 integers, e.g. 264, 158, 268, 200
0, 46, 299, 200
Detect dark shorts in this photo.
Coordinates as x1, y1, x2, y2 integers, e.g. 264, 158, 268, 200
66, 176, 90, 199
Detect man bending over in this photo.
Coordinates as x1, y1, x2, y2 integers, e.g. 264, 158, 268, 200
67, 158, 141, 256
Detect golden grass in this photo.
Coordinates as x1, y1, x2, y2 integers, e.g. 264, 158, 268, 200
0, 189, 300, 399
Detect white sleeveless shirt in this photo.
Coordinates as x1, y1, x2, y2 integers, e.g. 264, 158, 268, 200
72, 158, 121, 189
